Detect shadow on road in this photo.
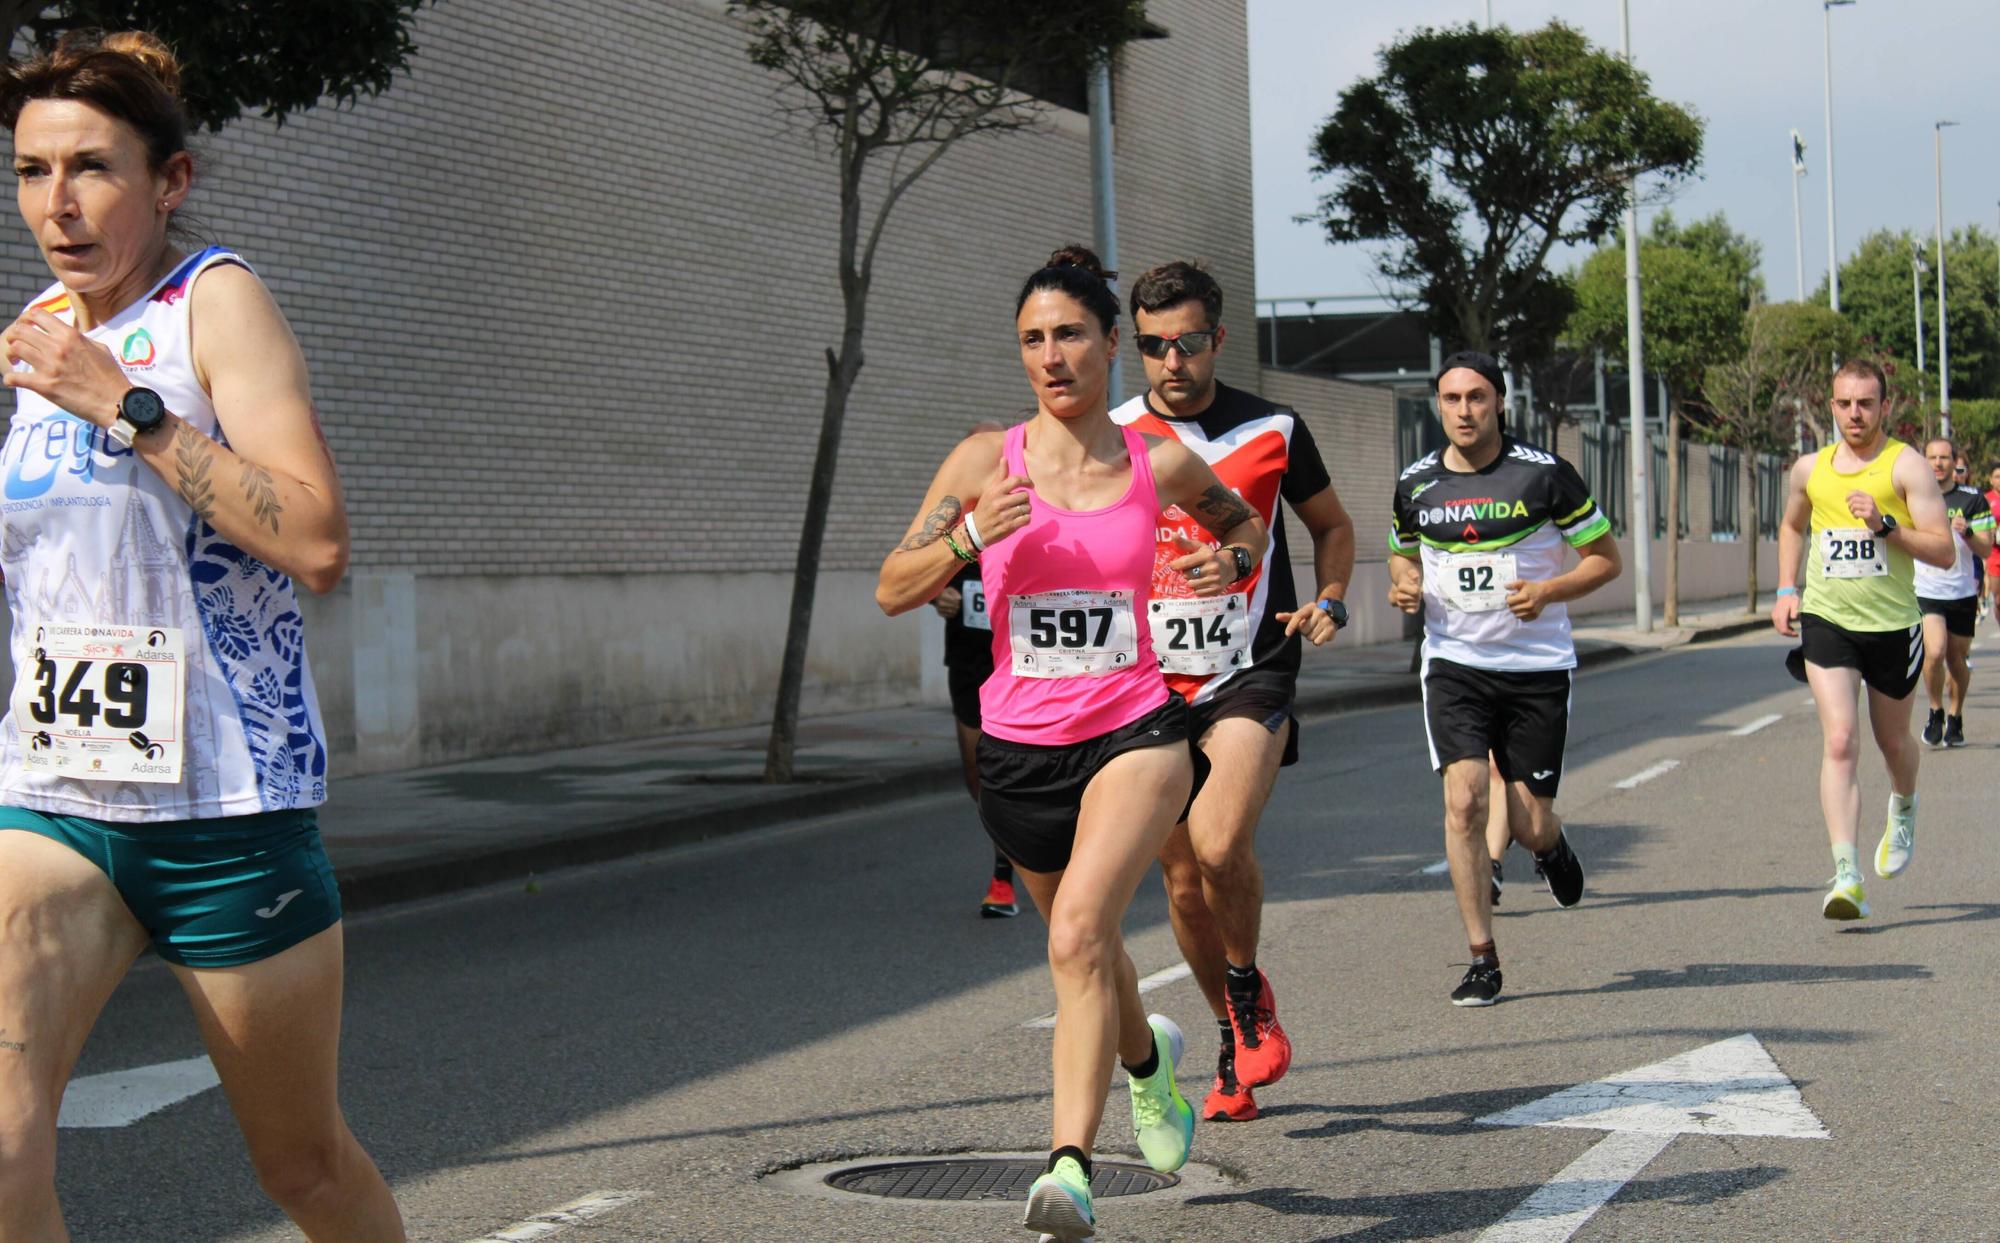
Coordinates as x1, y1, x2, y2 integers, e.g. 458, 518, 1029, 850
1834, 902, 2000, 934
1507, 960, 1931, 1001
1183, 1163, 1784, 1240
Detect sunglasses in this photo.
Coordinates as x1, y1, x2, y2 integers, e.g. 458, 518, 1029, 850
1135, 331, 1216, 359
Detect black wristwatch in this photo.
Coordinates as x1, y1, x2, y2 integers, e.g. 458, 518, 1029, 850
1317, 597, 1349, 628
1871, 512, 1898, 540
109, 387, 167, 448
1225, 545, 1253, 584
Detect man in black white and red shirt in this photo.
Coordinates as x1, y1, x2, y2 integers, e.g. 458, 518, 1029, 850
1112, 260, 1355, 1122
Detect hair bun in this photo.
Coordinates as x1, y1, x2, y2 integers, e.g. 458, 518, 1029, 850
1044, 244, 1116, 284
90, 30, 181, 98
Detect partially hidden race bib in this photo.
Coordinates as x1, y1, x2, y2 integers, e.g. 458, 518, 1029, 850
1438, 551, 1517, 613
962, 579, 991, 631
1820, 527, 1887, 578
1008, 588, 1139, 678
11, 622, 185, 784
1148, 593, 1250, 675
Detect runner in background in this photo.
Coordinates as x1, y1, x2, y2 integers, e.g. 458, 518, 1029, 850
1113, 260, 1353, 1121
1913, 438, 1992, 748
933, 420, 1018, 916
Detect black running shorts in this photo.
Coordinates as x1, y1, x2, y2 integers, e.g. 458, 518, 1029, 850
1421, 655, 1572, 799
946, 662, 986, 729
1918, 595, 1978, 640
1800, 614, 1923, 698
1185, 667, 1299, 767
977, 696, 1210, 874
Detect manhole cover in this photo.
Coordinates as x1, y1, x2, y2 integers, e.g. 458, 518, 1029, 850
825, 1158, 1177, 1202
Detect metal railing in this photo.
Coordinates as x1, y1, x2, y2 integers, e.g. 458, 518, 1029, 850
1709, 445, 1741, 539
1579, 424, 1629, 537
1651, 441, 1690, 539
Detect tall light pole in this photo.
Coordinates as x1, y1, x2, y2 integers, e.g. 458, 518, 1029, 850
1483, 0, 1493, 27
1089, 60, 1120, 405
1622, 0, 1651, 630
1790, 130, 1808, 301
1935, 119, 1958, 435
1822, 0, 1854, 310
1912, 240, 1927, 416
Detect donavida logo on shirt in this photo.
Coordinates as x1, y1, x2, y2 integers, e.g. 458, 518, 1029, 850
120, 328, 156, 368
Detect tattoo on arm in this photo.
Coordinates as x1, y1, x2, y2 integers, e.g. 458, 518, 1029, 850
0, 1029, 23, 1053
898, 496, 963, 551
173, 423, 215, 524
239, 462, 283, 534
1191, 484, 1254, 534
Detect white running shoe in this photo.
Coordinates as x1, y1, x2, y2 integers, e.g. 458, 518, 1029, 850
1874, 795, 1916, 878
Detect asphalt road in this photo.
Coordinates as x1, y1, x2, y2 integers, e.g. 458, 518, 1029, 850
54, 629, 2000, 1241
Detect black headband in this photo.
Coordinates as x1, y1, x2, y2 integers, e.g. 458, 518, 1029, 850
1434, 350, 1506, 398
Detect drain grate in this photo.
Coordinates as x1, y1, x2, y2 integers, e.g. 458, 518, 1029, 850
825, 1157, 1177, 1202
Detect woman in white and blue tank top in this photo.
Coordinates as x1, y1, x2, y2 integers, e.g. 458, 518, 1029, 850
0, 31, 403, 1240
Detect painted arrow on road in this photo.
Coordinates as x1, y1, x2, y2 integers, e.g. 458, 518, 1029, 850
1474, 1033, 1826, 1242
58, 1056, 219, 1128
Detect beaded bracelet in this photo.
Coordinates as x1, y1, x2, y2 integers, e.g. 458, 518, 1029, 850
942, 528, 978, 563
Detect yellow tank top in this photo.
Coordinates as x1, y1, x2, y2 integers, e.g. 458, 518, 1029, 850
1803, 439, 1918, 631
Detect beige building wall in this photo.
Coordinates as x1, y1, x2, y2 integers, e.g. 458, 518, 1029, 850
0, 0, 1257, 772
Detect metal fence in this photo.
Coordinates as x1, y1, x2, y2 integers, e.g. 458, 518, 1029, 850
1650, 441, 1690, 539
1756, 453, 1786, 539
1578, 424, 1628, 537
1709, 445, 1741, 539
1395, 389, 1445, 471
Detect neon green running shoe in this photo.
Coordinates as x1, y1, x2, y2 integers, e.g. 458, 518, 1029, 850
1128, 1014, 1195, 1173
1023, 1155, 1093, 1240
1822, 864, 1868, 921
1874, 795, 1916, 878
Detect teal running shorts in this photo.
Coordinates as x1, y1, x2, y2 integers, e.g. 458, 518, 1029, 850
0, 806, 342, 968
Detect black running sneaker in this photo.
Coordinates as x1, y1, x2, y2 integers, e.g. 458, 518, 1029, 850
1490, 857, 1503, 907
1451, 958, 1502, 1007
1534, 831, 1585, 908
1945, 715, 1967, 748
1923, 708, 1945, 748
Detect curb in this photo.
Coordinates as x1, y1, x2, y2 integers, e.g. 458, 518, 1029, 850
336, 618, 1771, 913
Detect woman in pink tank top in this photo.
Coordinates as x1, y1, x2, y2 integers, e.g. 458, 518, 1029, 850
878, 246, 1266, 1238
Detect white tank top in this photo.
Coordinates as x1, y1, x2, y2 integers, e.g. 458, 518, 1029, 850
0, 247, 329, 822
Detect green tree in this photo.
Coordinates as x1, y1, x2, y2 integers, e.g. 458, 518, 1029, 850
1647, 210, 1764, 313
1822, 226, 2000, 408
3, 1, 436, 131
1306, 21, 1703, 365
1698, 304, 1830, 611
736, 0, 1149, 781
1571, 241, 1742, 620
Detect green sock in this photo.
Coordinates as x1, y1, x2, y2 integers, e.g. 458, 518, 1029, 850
1832, 844, 1860, 877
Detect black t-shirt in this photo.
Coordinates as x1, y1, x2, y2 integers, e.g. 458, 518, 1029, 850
941, 561, 994, 672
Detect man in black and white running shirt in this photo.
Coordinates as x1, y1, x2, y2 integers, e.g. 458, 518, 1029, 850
1388, 352, 1622, 1007
1913, 437, 1994, 748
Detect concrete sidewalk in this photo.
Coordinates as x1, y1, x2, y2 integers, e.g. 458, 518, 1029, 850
323, 596, 1777, 911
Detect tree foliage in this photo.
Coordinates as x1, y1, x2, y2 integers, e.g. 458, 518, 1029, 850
1646, 210, 1763, 314
737, 0, 1149, 781
1822, 226, 2000, 405
1570, 240, 1743, 406
4, 0, 435, 131
1306, 21, 1703, 365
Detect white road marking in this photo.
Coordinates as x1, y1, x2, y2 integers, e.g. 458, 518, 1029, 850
1612, 759, 1680, 790
58, 1056, 219, 1129
1419, 858, 1453, 875
466, 1191, 654, 1242
1474, 1034, 1826, 1242
1024, 962, 1192, 1029
1730, 713, 1784, 737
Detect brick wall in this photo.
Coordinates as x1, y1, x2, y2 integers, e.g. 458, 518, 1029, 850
0, 0, 1260, 767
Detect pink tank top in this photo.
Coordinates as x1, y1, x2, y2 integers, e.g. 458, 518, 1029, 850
978, 421, 1171, 745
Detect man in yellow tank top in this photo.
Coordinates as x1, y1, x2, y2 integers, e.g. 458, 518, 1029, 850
1773, 360, 1954, 921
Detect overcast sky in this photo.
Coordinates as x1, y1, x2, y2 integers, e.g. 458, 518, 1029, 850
1245, 0, 2000, 310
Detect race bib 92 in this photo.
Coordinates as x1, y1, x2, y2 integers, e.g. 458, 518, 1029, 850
1438, 551, 1517, 613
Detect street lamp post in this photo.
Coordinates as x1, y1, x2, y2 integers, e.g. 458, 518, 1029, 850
1912, 241, 1926, 418
1790, 130, 1808, 301
1936, 119, 1958, 435
1622, 0, 1651, 631
1822, 0, 1854, 311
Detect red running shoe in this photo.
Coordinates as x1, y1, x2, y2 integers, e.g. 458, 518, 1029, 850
1201, 1043, 1258, 1121
980, 876, 1019, 918
1228, 970, 1292, 1087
